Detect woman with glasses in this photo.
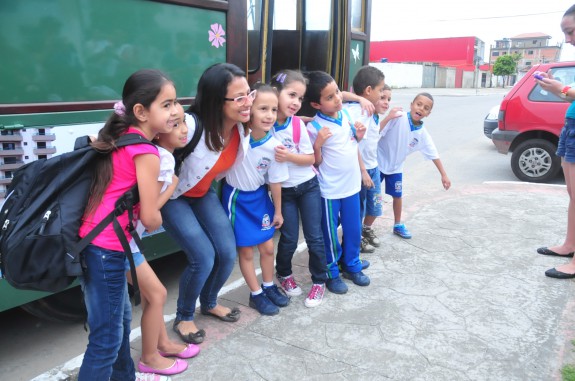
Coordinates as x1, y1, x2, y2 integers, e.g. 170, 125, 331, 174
161, 63, 256, 344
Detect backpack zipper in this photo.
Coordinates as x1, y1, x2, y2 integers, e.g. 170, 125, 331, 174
38, 210, 52, 235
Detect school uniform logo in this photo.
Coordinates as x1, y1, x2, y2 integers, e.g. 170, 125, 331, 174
256, 157, 272, 173
394, 181, 402, 192
408, 137, 419, 148
282, 138, 296, 151
261, 214, 271, 230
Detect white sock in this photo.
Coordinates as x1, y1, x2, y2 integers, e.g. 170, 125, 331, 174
251, 289, 263, 296
262, 281, 274, 288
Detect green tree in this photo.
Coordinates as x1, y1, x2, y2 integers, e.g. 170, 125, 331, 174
493, 53, 522, 87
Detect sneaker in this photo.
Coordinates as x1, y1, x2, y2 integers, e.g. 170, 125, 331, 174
326, 276, 348, 294
262, 284, 290, 307
249, 292, 280, 315
361, 259, 370, 270
342, 271, 371, 286
304, 283, 325, 308
276, 274, 302, 296
360, 237, 376, 253
136, 373, 172, 381
362, 226, 381, 247
393, 223, 412, 239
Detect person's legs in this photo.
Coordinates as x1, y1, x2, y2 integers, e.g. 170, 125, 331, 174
79, 245, 134, 381
193, 189, 237, 316
321, 197, 343, 279
392, 196, 403, 224
552, 160, 575, 273
258, 239, 275, 284
298, 177, 328, 284
362, 168, 383, 246
238, 246, 260, 292
161, 196, 216, 334
275, 186, 299, 278
339, 192, 363, 274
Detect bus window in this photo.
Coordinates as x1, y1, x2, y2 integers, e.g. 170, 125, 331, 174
273, 0, 297, 30
302, 0, 332, 72
350, 0, 364, 33
248, 0, 264, 73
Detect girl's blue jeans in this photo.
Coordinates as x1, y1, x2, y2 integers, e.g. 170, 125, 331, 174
79, 244, 135, 381
276, 176, 328, 284
161, 188, 237, 321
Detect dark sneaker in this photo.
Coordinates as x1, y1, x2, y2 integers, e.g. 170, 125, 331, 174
276, 273, 302, 296
342, 271, 370, 286
249, 292, 280, 315
360, 237, 376, 253
393, 223, 412, 239
361, 259, 370, 270
362, 226, 381, 247
262, 284, 290, 307
326, 276, 348, 294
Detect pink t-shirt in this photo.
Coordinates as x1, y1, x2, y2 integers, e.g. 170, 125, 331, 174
79, 128, 159, 251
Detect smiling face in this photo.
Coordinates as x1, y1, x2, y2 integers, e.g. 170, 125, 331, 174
311, 80, 343, 117
561, 13, 575, 46
277, 81, 306, 122
250, 91, 278, 134
156, 104, 188, 152
409, 95, 433, 124
222, 76, 253, 127
375, 89, 392, 114
140, 82, 179, 136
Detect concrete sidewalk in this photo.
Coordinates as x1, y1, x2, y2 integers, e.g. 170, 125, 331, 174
159, 182, 575, 380
41, 182, 575, 380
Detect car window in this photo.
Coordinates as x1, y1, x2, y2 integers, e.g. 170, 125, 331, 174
529, 65, 575, 102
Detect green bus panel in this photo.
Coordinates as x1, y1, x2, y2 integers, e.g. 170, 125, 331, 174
0, 0, 226, 105
348, 39, 365, 91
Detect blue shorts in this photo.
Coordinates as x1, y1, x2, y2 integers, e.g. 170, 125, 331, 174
124, 250, 146, 272
557, 118, 575, 163
360, 167, 383, 217
380, 172, 403, 198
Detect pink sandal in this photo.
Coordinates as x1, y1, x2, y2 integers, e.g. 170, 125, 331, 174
138, 358, 188, 375
159, 343, 200, 359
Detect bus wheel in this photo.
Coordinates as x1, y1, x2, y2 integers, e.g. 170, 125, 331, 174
21, 287, 86, 323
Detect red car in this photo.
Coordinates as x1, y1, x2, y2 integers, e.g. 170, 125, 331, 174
491, 61, 575, 182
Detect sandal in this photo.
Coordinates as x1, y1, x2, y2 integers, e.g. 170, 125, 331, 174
200, 306, 241, 322
172, 320, 205, 344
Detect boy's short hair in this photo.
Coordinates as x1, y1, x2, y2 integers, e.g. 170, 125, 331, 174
304, 71, 335, 104
352, 66, 385, 95
383, 84, 391, 91
414, 92, 434, 104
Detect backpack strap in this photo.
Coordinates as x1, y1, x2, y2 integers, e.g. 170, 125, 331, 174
310, 120, 322, 132
292, 116, 301, 153
341, 109, 357, 138
174, 113, 203, 175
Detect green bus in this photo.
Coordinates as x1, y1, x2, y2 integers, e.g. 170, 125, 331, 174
0, 0, 373, 321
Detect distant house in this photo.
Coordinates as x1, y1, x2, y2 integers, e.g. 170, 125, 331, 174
489, 33, 561, 74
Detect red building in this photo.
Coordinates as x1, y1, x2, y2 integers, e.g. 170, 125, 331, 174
370, 37, 486, 88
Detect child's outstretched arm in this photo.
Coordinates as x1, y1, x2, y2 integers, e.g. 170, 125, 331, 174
269, 182, 284, 228
379, 107, 403, 132
432, 158, 451, 190
342, 91, 375, 116
275, 145, 315, 166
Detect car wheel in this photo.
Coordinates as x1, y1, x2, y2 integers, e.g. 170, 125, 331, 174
20, 287, 86, 323
511, 139, 561, 183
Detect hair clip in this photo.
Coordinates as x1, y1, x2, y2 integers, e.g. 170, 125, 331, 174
276, 73, 287, 83
113, 101, 126, 116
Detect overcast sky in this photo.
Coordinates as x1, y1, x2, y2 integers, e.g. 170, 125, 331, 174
370, 1, 575, 61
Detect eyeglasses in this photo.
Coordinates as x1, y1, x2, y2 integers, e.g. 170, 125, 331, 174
224, 90, 257, 106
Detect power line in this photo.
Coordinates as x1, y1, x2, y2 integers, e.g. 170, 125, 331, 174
436, 11, 563, 22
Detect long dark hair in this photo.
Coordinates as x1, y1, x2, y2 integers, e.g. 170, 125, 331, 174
85, 69, 172, 217
188, 63, 247, 152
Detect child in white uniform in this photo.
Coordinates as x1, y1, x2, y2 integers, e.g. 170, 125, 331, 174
377, 92, 451, 239
221, 85, 290, 316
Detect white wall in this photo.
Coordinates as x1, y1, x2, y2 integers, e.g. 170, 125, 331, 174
369, 62, 423, 88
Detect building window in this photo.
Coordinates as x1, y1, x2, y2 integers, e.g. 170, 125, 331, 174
5, 171, 12, 178
38, 155, 47, 160
533, 40, 537, 44
528, 50, 534, 55
37, 142, 46, 149
4, 157, 17, 164
492, 52, 499, 57
526, 61, 532, 66
2, 143, 15, 150
23, 142, 27, 146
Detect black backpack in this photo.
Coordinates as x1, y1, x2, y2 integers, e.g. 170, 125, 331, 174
0, 133, 153, 304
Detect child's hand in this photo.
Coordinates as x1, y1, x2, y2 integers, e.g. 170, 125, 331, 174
441, 175, 451, 190
274, 145, 291, 163
388, 107, 403, 119
361, 170, 374, 188
272, 213, 283, 228
315, 126, 332, 146
358, 97, 375, 116
354, 121, 367, 141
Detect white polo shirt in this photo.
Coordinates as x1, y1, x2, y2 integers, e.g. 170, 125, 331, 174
344, 102, 379, 170
307, 110, 361, 199
271, 116, 316, 188
377, 112, 439, 175
225, 131, 289, 191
